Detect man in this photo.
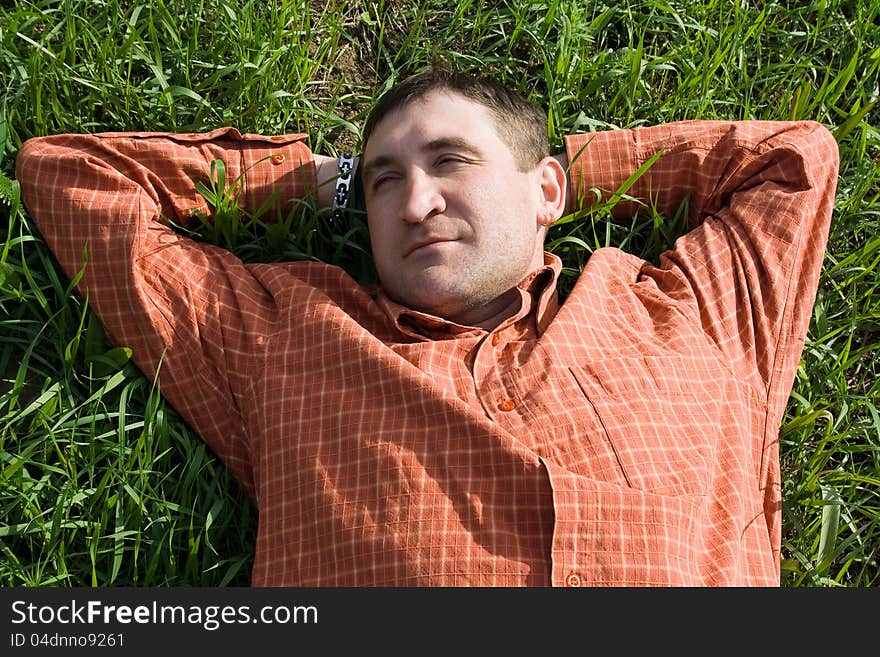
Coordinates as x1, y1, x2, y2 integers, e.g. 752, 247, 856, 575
16, 63, 839, 586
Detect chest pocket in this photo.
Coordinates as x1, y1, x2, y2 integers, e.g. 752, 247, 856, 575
569, 353, 726, 497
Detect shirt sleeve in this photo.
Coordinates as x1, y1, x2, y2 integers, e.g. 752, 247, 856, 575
15, 128, 316, 497
564, 120, 839, 515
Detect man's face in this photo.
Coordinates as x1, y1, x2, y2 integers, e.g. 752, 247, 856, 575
361, 90, 550, 327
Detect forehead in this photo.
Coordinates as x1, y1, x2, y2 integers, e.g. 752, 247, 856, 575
364, 90, 504, 157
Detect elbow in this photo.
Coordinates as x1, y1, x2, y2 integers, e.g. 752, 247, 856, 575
797, 121, 840, 175
14, 137, 49, 211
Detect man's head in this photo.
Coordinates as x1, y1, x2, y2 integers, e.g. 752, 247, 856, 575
363, 61, 550, 172
360, 63, 567, 328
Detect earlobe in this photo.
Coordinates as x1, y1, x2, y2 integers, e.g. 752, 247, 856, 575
536, 156, 568, 227
537, 211, 556, 227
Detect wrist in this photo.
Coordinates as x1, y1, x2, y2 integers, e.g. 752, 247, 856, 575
315, 152, 362, 226
314, 154, 339, 210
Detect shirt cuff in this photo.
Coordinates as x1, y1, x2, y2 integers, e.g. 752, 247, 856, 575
234, 131, 315, 215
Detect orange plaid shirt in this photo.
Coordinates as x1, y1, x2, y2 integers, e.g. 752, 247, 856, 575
16, 120, 839, 586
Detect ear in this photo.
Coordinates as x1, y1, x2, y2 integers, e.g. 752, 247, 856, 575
535, 155, 568, 227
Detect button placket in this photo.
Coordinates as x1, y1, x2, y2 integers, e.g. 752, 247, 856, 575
472, 329, 517, 421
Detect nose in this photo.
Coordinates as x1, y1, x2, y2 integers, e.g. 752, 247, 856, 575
399, 169, 445, 223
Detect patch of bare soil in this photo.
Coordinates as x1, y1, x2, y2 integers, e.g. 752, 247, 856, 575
306, 0, 423, 153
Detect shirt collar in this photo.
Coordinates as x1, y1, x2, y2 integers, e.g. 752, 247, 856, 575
374, 252, 563, 341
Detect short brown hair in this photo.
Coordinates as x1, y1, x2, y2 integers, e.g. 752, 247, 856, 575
362, 60, 549, 171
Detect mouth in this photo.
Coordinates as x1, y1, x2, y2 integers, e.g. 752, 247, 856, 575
403, 237, 457, 257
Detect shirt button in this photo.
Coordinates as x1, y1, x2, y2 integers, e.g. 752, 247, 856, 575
498, 399, 515, 412
271, 153, 286, 165
491, 333, 500, 347
565, 572, 582, 587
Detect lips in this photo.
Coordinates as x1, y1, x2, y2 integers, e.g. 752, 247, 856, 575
403, 236, 457, 257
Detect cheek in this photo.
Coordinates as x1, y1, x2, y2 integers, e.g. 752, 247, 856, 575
479, 183, 537, 232
474, 174, 533, 209
367, 217, 400, 269
367, 204, 393, 243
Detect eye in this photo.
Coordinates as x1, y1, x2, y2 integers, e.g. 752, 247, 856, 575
371, 172, 398, 190
435, 155, 467, 168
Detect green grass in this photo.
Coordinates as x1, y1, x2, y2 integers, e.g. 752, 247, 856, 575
1, 0, 878, 587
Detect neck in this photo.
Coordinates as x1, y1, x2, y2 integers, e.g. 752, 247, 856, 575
452, 250, 548, 330
450, 288, 523, 331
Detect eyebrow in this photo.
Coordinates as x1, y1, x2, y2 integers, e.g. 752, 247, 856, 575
361, 137, 483, 182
